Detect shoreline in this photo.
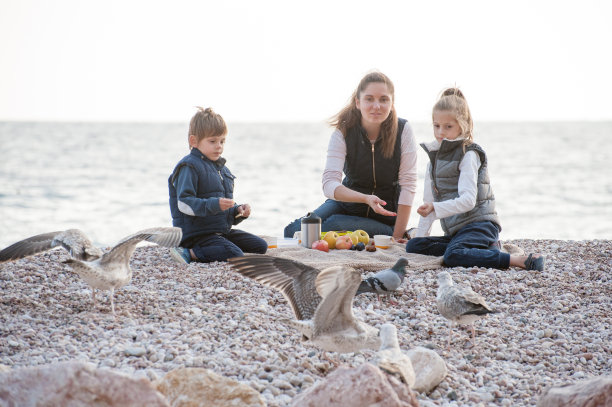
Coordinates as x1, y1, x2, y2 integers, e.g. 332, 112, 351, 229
1, 239, 610, 406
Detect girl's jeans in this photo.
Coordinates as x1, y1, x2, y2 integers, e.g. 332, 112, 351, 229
405, 221, 510, 269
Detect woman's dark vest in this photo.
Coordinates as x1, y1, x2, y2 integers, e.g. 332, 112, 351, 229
342, 118, 407, 215
168, 148, 237, 245
421, 139, 501, 236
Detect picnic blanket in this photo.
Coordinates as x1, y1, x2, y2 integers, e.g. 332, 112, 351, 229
262, 238, 524, 272
264, 240, 444, 272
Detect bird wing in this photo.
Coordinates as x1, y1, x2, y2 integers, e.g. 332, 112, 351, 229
457, 285, 494, 314
0, 229, 102, 262
438, 285, 492, 319
228, 255, 321, 320
372, 268, 402, 292
312, 265, 361, 336
100, 227, 182, 265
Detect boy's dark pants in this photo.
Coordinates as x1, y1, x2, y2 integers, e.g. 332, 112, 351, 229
190, 229, 267, 263
405, 221, 511, 269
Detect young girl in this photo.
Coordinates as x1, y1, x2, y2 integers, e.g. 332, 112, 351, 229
406, 88, 545, 271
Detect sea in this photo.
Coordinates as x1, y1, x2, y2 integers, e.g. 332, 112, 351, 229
0, 121, 610, 248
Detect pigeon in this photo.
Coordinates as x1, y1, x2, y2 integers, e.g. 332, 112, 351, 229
228, 255, 381, 354
436, 271, 498, 348
0, 227, 182, 314
356, 257, 409, 305
375, 323, 416, 387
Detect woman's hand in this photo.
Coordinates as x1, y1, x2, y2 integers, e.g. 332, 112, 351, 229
417, 202, 434, 217
219, 198, 235, 211
236, 203, 251, 218
365, 195, 397, 217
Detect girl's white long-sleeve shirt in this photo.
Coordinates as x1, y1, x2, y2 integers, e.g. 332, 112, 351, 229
416, 140, 481, 237
321, 124, 418, 207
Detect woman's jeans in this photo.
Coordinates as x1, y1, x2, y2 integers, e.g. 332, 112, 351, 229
284, 199, 396, 238
405, 221, 510, 269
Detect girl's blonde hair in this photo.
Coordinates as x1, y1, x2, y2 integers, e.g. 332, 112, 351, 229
433, 88, 474, 146
329, 71, 398, 158
189, 107, 227, 144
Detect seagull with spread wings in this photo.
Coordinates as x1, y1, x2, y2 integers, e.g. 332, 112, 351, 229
0, 227, 182, 314
228, 255, 381, 354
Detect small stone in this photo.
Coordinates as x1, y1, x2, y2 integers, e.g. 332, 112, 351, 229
302, 375, 315, 384
101, 358, 116, 367
124, 347, 146, 357
272, 379, 292, 390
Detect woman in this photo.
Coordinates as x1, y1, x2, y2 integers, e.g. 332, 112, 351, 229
284, 71, 418, 241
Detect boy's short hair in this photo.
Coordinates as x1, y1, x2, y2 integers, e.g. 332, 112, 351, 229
189, 107, 227, 142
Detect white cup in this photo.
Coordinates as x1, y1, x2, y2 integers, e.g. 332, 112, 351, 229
373, 235, 392, 249
293, 231, 302, 244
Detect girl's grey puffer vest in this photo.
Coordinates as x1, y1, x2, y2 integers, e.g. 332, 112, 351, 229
421, 139, 501, 236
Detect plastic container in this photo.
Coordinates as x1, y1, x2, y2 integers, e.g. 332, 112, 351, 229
268, 237, 300, 249
373, 235, 392, 249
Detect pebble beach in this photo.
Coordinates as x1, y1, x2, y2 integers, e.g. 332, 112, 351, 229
1, 239, 610, 406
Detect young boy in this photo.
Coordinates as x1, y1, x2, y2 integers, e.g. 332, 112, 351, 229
168, 107, 267, 263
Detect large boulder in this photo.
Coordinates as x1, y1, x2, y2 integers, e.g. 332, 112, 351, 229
406, 346, 447, 394
291, 363, 419, 407
538, 375, 612, 407
155, 367, 265, 407
0, 361, 168, 406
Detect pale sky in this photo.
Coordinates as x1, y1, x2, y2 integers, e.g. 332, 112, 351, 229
1, 0, 611, 123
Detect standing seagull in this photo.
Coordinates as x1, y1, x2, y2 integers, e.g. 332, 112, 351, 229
356, 257, 409, 305
375, 323, 416, 387
436, 271, 497, 349
228, 255, 381, 354
0, 227, 182, 314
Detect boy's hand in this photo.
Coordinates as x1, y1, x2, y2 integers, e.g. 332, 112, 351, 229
219, 198, 235, 211
235, 204, 251, 218
417, 202, 434, 217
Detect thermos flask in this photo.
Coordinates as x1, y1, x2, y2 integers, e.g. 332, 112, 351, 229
300, 212, 321, 249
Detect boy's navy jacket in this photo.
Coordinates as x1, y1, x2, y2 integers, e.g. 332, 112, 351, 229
168, 148, 243, 246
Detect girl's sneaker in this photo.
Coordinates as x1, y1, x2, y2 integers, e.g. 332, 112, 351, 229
525, 253, 545, 271
171, 247, 191, 264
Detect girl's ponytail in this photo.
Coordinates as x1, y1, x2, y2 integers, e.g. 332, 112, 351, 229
433, 88, 473, 147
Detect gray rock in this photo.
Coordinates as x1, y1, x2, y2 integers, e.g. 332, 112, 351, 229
0, 361, 168, 406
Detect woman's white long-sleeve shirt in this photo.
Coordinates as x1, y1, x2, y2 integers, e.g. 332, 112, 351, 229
321, 123, 418, 206
416, 140, 481, 237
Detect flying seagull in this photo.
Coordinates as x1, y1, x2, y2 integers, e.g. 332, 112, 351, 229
228, 255, 381, 354
356, 257, 409, 305
436, 271, 498, 349
375, 323, 416, 387
0, 227, 182, 314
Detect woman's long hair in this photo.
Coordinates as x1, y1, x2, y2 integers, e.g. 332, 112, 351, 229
329, 71, 398, 158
